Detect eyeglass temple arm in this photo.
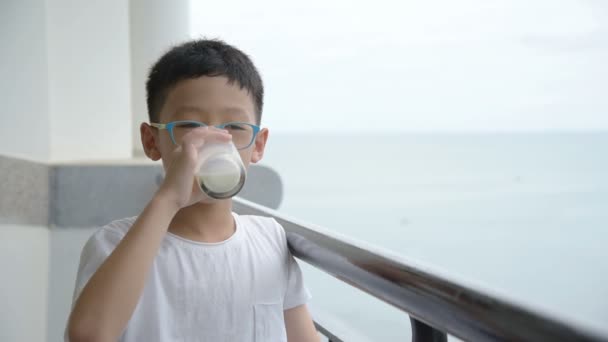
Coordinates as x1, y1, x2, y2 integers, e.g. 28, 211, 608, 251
150, 123, 167, 129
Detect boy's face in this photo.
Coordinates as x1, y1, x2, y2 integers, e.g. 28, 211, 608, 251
140, 75, 269, 189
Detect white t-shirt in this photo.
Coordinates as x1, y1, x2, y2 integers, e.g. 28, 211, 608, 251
68, 212, 311, 342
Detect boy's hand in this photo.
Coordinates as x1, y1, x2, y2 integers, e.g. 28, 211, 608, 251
67, 128, 233, 341
156, 127, 232, 210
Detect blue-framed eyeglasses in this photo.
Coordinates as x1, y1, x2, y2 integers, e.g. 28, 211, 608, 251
150, 121, 261, 150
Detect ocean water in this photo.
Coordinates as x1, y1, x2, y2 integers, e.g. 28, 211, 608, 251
261, 132, 608, 341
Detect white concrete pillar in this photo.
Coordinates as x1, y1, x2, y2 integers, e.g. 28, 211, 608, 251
0, 1, 132, 340
47, 0, 132, 161
0, 0, 132, 162
0, 0, 51, 161
129, 0, 191, 157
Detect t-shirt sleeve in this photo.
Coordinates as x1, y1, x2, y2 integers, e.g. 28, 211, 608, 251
272, 219, 312, 310
71, 227, 123, 305
283, 252, 312, 310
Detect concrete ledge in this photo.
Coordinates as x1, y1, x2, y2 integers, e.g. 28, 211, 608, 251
50, 164, 162, 228
0, 156, 49, 226
0, 155, 283, 228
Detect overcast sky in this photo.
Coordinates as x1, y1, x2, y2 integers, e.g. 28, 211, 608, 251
190, 0, 607, 133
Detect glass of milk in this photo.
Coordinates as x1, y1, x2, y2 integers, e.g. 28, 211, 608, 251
196, 141, 246, 199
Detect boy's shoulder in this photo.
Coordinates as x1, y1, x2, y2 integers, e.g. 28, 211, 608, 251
79, 216, 137, 260
84, 216, 136, 247
236, 213, 287, 247
237, 213, 282, 232
97, 216, 138, 237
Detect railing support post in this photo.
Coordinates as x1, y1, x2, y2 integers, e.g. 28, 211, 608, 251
410, 317, 448, 342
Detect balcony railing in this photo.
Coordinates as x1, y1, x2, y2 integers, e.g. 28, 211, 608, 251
233, 197, 608, 342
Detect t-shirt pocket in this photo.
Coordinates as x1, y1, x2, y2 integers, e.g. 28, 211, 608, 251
253, 302, 287, 342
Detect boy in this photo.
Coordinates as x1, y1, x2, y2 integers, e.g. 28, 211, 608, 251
66, 39, 319, 342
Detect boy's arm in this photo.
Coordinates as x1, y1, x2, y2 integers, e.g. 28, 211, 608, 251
67, 128, 231, 342
285, 304, 320, 342
66, 195, 178, 342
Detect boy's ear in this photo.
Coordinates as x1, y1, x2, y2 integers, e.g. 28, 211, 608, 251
250, 128, 269, 164
140, 123, 161, 161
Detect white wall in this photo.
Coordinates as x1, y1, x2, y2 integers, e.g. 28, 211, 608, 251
0, 0, 133, 162
0, 224, 49, 342
47, 0, 132, 161
0, 0, 50, 160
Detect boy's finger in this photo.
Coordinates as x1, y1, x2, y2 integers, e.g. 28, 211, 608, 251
183, 139, 200, 159
208, 132, 233, 142
186, 131, 232, 146
180, 126, 208, 143
184, 127, 230, 141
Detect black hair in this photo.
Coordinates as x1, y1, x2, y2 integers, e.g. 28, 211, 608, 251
146, 39, 264, 123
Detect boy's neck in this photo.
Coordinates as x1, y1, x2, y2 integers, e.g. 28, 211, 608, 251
167, 199, 235, 243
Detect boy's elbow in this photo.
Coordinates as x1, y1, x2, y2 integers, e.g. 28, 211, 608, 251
66, 325, 93, 342
66, 315, 111, 342
66, 324, 98, 342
